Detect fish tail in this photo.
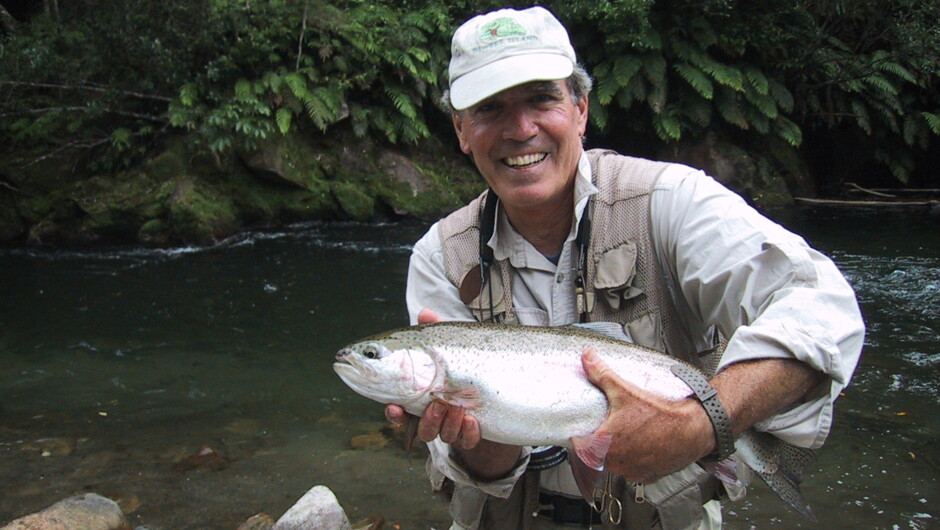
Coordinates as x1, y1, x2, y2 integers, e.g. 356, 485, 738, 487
749, 432, 817, 521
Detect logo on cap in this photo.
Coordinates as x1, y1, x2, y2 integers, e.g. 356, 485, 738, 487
479, 17, 527, 42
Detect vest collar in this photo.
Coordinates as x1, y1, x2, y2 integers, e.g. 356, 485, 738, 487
486, 150, 599, 269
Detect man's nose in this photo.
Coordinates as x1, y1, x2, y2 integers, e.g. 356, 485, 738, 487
502, 107, 539, 141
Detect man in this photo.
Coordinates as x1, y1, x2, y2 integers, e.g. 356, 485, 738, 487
386, 6, 864, 529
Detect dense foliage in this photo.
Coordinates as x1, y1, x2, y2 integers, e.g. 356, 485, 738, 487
1, 0, 938, 186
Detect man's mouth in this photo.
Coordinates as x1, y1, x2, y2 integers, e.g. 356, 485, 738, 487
503, 153, 547, 168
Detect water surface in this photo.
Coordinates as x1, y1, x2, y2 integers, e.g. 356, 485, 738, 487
1, 210, 936, 529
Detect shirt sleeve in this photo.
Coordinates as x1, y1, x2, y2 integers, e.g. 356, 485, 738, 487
651, 164, 865, 449
406, 223, 478, 325
406, 223, 532, 497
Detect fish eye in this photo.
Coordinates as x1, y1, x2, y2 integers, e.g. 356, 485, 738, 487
363, 345, 380, 359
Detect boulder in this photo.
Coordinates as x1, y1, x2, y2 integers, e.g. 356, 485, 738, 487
1, 493, 131, 530
660, 133, 797, 208
273, 486, 351, 530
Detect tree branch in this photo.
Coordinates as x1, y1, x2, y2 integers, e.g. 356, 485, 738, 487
1, 106, 166, 123
0, 80, 173, 102
0, 3, 18, 35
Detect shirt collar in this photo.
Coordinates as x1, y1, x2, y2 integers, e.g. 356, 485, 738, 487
487, 151, 598, 265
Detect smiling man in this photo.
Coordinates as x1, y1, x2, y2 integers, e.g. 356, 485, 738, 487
385, 6, 864, 530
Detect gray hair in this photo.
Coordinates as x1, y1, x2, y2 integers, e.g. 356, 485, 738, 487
442, 63, 593, 114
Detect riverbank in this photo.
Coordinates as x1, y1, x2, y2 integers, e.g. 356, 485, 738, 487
0, 129, 484, 247
1, 128, 812, 248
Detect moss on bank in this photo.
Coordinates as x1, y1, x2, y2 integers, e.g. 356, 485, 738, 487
0, 130, 482, 246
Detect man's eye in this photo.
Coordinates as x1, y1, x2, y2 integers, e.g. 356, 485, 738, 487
532, 93, 561, 105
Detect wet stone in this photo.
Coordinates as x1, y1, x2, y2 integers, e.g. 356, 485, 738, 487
171, 444, 230, 472
20, 437, 77, 457
272, 486, 351, 530
349, 432, 388, 450
236, 513, 276, 530
1, 493, 131, 530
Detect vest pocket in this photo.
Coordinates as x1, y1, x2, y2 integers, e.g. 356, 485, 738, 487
594, 241, 644, 310
459, 266, 507, 322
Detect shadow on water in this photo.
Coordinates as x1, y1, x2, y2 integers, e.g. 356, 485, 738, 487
0, 210, 937, 529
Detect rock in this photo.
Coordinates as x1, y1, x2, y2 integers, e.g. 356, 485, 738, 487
349, 432, 388, 451
236, 513, 276, 530
1, 493, 131, 530
171, 444, 230, 472
167, 178, 240, 245
660, 133, 796, 208
20, 437, 77, 457
273, 486, 351, 530
377, 151, 431, 196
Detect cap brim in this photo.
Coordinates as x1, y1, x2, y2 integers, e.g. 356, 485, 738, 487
450, 53, 574, 111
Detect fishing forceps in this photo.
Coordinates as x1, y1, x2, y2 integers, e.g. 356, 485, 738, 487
591, 472, 623, 525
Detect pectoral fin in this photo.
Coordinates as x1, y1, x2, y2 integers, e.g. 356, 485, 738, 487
569, 433, 612, 507
571, 432, 611, 471
430, 386, 482, 409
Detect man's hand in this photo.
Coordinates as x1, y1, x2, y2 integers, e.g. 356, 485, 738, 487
582, 347, 826, 483
581, 348, 715, 483
385, 309, 483, 447
384, 308, 522, 481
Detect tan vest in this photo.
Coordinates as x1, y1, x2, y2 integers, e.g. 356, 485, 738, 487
438, 149, 700, 365
437, 150, 722, 529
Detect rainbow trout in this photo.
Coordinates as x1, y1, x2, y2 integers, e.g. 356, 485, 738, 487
334, 321, 816, 520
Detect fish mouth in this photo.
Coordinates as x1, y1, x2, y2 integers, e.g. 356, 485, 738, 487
335, 347, 354, 363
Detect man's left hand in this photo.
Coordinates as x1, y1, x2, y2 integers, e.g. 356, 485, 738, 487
581, 348, 716, 483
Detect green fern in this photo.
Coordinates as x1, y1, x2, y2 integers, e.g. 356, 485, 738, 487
674, 63, 714, 99
744, 67, 770, 96
774, 116, 802, 147
275, 108, 292, 134
716, 89, 748, 129
851, 99, 872, 134
922, 112, 940, 135
652, 108, 682, 140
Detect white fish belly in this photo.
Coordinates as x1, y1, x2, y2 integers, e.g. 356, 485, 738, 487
434, 335, 692, 447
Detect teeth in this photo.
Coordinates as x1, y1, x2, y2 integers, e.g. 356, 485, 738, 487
504, 153, 546, 167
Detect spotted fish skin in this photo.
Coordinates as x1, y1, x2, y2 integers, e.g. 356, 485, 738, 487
334, 322, 816, 520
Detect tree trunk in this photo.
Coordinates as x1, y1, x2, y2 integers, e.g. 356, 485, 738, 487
43, 0, 60, 23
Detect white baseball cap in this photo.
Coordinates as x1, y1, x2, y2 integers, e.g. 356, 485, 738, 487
448, 6, 576, 111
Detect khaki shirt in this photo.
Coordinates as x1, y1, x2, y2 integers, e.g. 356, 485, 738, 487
405, 152, 865, 510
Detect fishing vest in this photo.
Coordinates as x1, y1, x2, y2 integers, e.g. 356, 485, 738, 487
437, 149, 723, 530
438, 148, 700, 365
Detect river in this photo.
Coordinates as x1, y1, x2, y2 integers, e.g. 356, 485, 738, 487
0, 208, 936, 529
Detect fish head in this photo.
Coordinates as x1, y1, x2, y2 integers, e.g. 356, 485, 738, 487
333, 337, 437, 407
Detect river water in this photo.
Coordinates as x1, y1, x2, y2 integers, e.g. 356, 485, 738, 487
0, 208, 936, 529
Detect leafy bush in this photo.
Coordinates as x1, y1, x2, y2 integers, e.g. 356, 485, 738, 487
1, 0, 937, 186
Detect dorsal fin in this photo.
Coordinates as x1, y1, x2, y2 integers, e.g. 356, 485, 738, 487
570, 322, 631, 343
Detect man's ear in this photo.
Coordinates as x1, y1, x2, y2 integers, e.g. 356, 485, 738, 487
452, 111, 472, 154
576, 95, 589, 137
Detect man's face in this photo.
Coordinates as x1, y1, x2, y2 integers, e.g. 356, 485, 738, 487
453, 80, 588, 211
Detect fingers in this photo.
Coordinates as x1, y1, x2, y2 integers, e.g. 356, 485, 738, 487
582, 347, 623, 392
417, 308, 442, 324
385, 404, 403, 425
414, 400, 479, 449
458, 414, 481, 450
